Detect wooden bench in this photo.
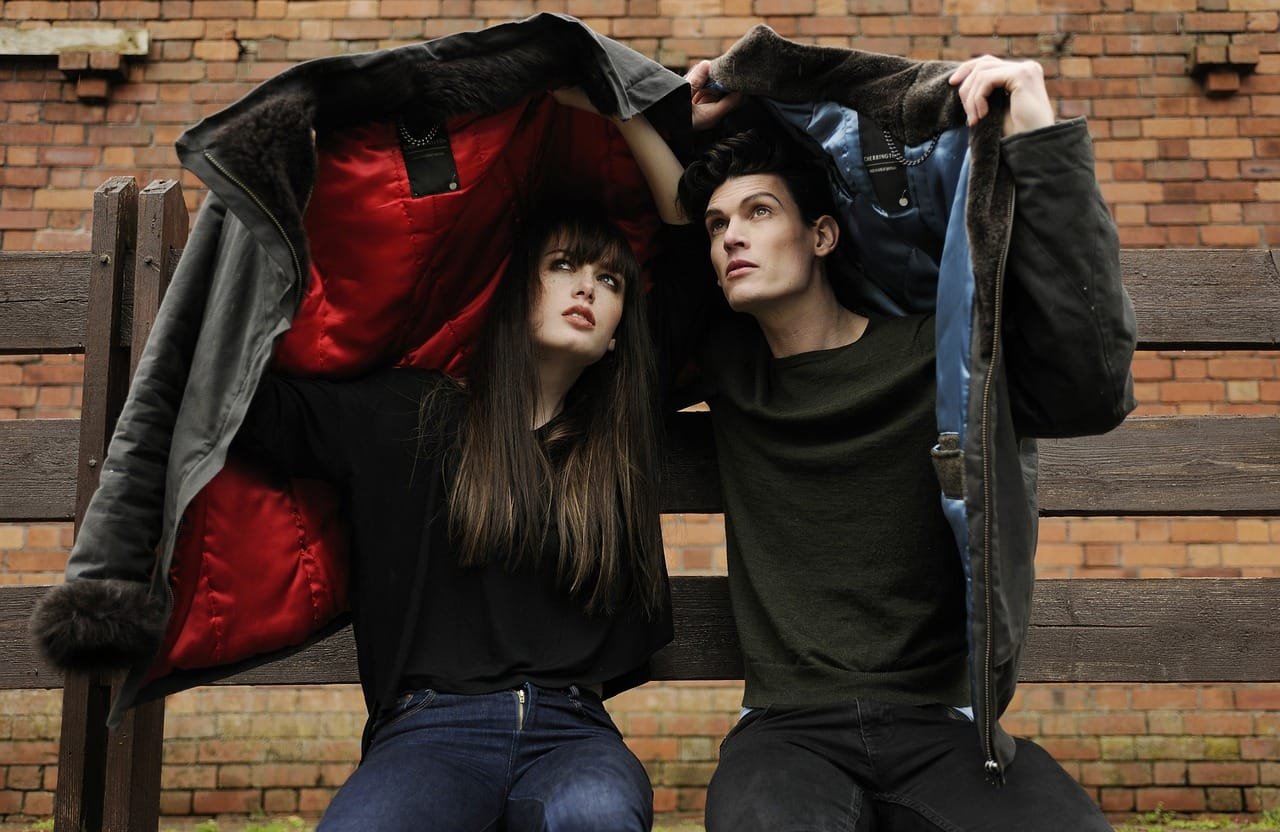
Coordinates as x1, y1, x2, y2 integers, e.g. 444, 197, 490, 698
0, 177, 187, 832
1, 178, 1277, 831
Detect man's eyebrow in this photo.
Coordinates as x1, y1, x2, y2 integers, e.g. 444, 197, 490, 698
704, 191, 784, 220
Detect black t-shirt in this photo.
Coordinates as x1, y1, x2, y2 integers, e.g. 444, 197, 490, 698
235, 368, 671, 707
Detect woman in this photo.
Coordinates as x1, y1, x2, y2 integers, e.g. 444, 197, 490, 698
233, 210, 671, 831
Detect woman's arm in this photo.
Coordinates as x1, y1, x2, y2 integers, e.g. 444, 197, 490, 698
235, 373, 368, 482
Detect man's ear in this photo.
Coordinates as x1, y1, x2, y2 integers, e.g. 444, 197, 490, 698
813, 215, 840, 258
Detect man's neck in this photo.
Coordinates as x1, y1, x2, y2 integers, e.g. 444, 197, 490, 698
755, 289, 870, 359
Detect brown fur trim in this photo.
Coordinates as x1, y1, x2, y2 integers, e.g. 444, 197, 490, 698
709, 25, 966, 146
30, 578, 166, 671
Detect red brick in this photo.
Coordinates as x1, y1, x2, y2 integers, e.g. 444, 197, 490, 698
191, 789, 262, 813
1078, 714, 1147, 734
1236, 686, 1280, 709
1184, 713, 1256, 735
1188, 762, 1259, 785
1080, 762, 1153, 786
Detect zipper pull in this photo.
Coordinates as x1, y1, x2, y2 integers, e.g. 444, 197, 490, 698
984, 758, 1005, 786
515, 688, 526, 731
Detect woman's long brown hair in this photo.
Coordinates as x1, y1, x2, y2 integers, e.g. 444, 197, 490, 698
436, 211, 665, 617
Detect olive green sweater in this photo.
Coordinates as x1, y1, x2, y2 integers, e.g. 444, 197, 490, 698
701, 312, 969, 708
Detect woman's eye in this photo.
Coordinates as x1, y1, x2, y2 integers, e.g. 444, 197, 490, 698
550, 258, 572, 271
707, 218, 727, 234
752, 205, 771, 218
597, 273, 618, 288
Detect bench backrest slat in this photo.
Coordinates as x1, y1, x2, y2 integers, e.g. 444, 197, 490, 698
10, 577, 1272, 690
659, 413, 1280, 516
0, 419, 78, 521
0, 253, 91, 354
1122, 249, 1280, 348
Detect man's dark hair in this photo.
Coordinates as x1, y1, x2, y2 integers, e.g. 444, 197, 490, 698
677, 128, 836, 226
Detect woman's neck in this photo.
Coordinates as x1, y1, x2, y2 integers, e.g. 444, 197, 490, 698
533, 360, 582, 429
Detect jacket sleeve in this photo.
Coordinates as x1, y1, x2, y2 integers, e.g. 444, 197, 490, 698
30, 196, 232, 671
233, 373, 371, 483
997, 118, 1137, 438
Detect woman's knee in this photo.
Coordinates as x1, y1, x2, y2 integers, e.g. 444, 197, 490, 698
509, 768, 653, 832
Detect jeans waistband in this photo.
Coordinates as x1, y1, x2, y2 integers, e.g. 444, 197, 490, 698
397, 678, 603, 700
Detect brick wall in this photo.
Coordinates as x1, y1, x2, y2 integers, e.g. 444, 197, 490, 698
1, 0, 1277, 823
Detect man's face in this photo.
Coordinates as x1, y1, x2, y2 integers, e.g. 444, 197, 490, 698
703, 173, 828, 315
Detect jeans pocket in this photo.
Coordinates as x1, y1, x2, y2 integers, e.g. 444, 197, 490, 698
375, 688, 438, 737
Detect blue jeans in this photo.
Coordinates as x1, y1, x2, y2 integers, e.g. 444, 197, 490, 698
706, 700, 1113, 831
318, 683, 653, 832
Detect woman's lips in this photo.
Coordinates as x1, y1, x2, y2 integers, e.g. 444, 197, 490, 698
563, 305, 595, 328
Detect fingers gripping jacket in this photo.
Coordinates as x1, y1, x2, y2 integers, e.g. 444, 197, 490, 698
30, 578, 166, 672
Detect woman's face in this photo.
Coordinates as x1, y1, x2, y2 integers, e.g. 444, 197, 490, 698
528, 238, 626, 371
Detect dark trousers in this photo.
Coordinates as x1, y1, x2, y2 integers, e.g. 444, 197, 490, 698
318, 683, 652, 832
706, 700, 1113, 832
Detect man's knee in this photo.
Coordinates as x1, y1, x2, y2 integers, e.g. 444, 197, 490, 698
706, 751, 868, 832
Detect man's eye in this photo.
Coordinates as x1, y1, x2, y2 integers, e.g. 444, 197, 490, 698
752, 205, 771, 218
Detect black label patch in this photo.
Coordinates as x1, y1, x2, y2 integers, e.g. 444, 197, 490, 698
859, 114, 910, 211
397, 119, 459, 198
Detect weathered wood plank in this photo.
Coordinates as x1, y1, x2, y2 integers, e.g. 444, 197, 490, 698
0, 419, 78, 521
0, 586, 64, 688
0, 252, 90, 354
1039, 416, 1280, 516
10, 578, 1270, 690
1, 249, 1272, 356
196, 575, 1280, 686
61, 177, 138, 832
3, 414, 1272, 522
131, 180, 188, 378
1121, 248, 1280, 348
660, 413, 1280, 516
217, 577, 1280, 686
76, 177, 136, 533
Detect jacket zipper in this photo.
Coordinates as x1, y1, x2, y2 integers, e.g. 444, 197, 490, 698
515, 688, 526, 730
203, 151, 304, 283
979, 189, 1017, 783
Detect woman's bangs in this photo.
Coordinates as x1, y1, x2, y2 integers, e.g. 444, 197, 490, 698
549, 219, 640, 286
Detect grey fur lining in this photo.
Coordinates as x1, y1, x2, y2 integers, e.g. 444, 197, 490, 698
30, 578, 166, 671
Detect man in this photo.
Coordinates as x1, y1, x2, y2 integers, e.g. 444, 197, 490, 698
666, 30, 1137, 832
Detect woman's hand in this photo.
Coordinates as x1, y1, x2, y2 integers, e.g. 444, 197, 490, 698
686, 61, 743, 131
949, 56, 1055, 137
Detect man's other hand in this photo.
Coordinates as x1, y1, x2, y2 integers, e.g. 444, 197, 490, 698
949, 56, 1055, 137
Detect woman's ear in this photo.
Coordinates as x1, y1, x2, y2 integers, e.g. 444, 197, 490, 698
607, 337, 617, 352
813, 215, 840, 258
